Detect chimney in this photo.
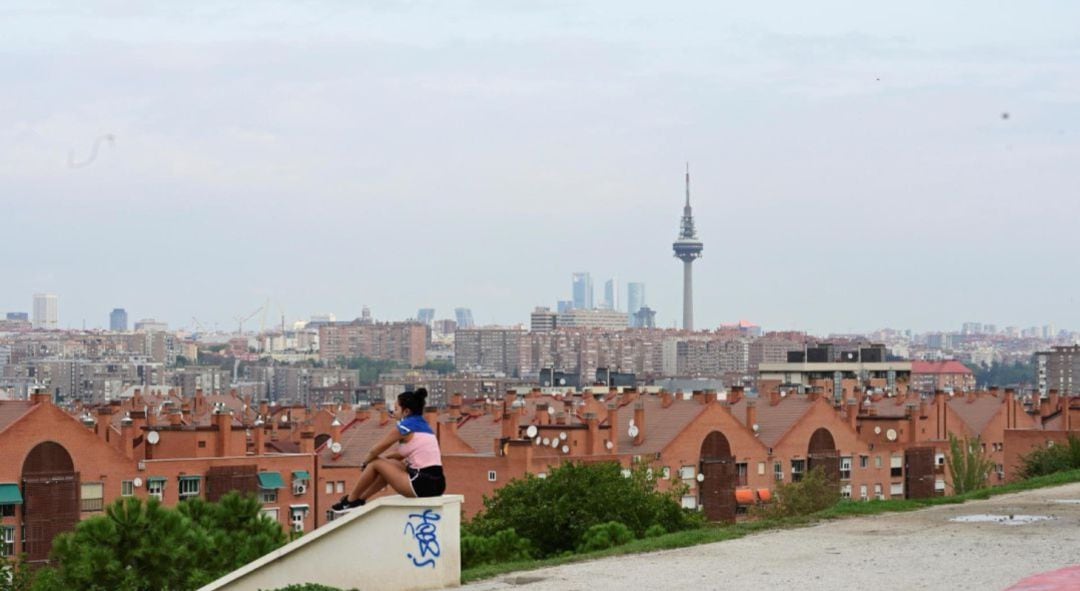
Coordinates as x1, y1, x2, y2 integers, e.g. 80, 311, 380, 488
194, 388, 205, 414
253, 420, 265, 455
728, 386, 744, 405
584, 412, 600, 454
704, 390, 717, 404
169, 407, 182, 427
966, 390, 977, 403
299, 425, 315, 454
132, 388, 144, 409
213, 409, 233, 456
259, 400, 270, 417
906, 403, 918, 442
270, 416, 279, 441
30, 389, 51, 406
919, 396, 929, 418
181, 401, 192, 422
536, 403, 550, 425
768, 390, 781, 406
633, 402, 646, 446
1049, 389, 1060, 412
661, 390, 674, 408
451, 392, 464, 407
846, 398, 858, 430
605, 403, 619, 454
503, 391, 517, 411
555, 411, 567, 425
119, 415, 135, 459
1005, 388, 1017, 429
330, 416, 343, 445
1065, 396, 1074, 432
808, 389, 820, 403
97, 407, 114, 442
692, 390, 704, 404
745, 397, 758, 429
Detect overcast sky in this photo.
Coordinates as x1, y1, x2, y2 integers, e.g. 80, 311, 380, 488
2, 1, 1078, 334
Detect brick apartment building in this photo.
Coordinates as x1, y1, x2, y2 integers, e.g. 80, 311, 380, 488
911, 360, 977, 393
318, 321, 427, 367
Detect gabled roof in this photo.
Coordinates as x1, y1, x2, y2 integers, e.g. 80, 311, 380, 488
912, 360, 973, 375
729, 396, 815, 447
0, 401, 35, 435
948, 396, 1004, 436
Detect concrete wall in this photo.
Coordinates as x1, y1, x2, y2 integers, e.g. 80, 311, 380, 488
198, 495, 462, 591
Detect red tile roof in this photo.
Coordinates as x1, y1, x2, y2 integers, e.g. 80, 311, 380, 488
912, 361, 973, 375
948, 396, 1003, 435
729, 396, 815, 447
0, 401, 35, 435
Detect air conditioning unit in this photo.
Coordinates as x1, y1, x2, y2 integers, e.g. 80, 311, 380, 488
293, 483, 307, 495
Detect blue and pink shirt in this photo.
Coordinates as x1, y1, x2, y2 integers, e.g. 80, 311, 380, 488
397, 415, 442, 469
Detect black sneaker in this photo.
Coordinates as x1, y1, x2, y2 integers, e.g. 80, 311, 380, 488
331, 495, 365, 512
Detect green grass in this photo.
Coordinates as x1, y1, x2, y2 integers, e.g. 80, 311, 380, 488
461, 469, 1080, 583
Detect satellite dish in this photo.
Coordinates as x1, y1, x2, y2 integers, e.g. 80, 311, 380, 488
874, 426, 882, 435
550, 439, 559, 449
559, 432, 568, 441
534, 437, 542, 446
542, 437, 551, 446
133, 477, 143, 488
605, 440, 614, 450
146, 431, 160, 445
696, 473, 705, 482
886, 429, 898, 442
561, 445, 570, 454
330, 442, 343, 454
628, 425, 640, 438
752, 423, 760, 433
526, 425, 538, 438
629, 419, 635, 427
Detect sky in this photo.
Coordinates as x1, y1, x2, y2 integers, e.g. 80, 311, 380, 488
2, 1, 1078, 334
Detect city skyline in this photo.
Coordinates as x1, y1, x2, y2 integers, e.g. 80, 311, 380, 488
3, 2, 1079, 334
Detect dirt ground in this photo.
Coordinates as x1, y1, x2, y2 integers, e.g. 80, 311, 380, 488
461, 482, 1080, 591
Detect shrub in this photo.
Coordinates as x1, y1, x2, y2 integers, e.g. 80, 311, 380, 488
467, 461, 699, 557
643, 524, 667, 538
577, 522, 634, 552
754, 466, 839, 519
1019, 436, 1080, 478
462, 528, 535, 569
947, 434, 995, 494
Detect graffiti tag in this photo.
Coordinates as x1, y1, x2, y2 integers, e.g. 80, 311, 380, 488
404, 509, 441, 568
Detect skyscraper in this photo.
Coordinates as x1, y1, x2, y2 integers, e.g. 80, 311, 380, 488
417, 308, 435, 326
626, 282, 646, 316
556, 300, 574, 314
672, 165, 703, 331
602, 278, 618, 311
32, 293, 58, 330
572, 272, 593, 310
110, 308, 128, 332
455, 308, 475, 329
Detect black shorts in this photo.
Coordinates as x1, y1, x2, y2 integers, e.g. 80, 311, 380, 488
407, 466, 446, 498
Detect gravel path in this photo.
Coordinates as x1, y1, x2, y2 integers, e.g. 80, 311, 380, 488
462, 482, 1080, 591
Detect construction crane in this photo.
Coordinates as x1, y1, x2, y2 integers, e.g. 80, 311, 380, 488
234, 304, 263, 336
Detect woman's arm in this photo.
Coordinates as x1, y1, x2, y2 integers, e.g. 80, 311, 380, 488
362, 428, 404, 466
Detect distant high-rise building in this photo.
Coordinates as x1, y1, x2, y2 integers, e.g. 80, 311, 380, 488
632, 306, 657, 329
626, 282, 646, 316
672, 165, 703, 331
32, 293, 58, 330
530, 307, 558, 333
6, 312, 28, 321
1036, 345, 1080, 396
417, 308, 436, 326
110, 308, 128, 332
557, 300, 574, 314
602, 278, 618, 311
572, 273, 593, 310
455, 308, 475, 329
134, 318, 168, 333
556, 309, 629, 331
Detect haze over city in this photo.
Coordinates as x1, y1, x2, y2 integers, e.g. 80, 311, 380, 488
4, 1, 1079, 333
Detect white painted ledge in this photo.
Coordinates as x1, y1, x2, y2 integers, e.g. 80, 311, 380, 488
198, 495, 463, 591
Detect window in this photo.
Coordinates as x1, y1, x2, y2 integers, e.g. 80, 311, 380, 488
874, 483, 883, 500
840, 457, 852, 480
325, 482, 334, 495
774, 462, 783, 482
757, 462, 766, 476
875, 456, 882, 469
841, 484, 852, 499
335, 481, 345, 494
198, 440, 207, 448
290, 507, 308, 533
1, 526, 13, 558
890, 455, 903, 478
935, 453, 946, 467
890, 483, 904, 497
487, 471, 497, 482
859, 456, 869, 469
680, 495, 697, 510
121, 480, 134, 497
790, 460, 806, 483
0, 504, 15, 518
736, 463, 748, 487
935, 479, 946, 495
179, 477, 200, 501
261, 489, 278, 504
261, 508, 279, 522
859, 485, 868, 501
148, 479, 165, 501
80, 482, 104, 512
679, 466, 695, 480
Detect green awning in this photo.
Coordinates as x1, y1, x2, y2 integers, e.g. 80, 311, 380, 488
179, 476, 201, 482
292, 470, 311, 481
0, 483, 23, 505
257, 472, 285, 489
147, 477, 167, 484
